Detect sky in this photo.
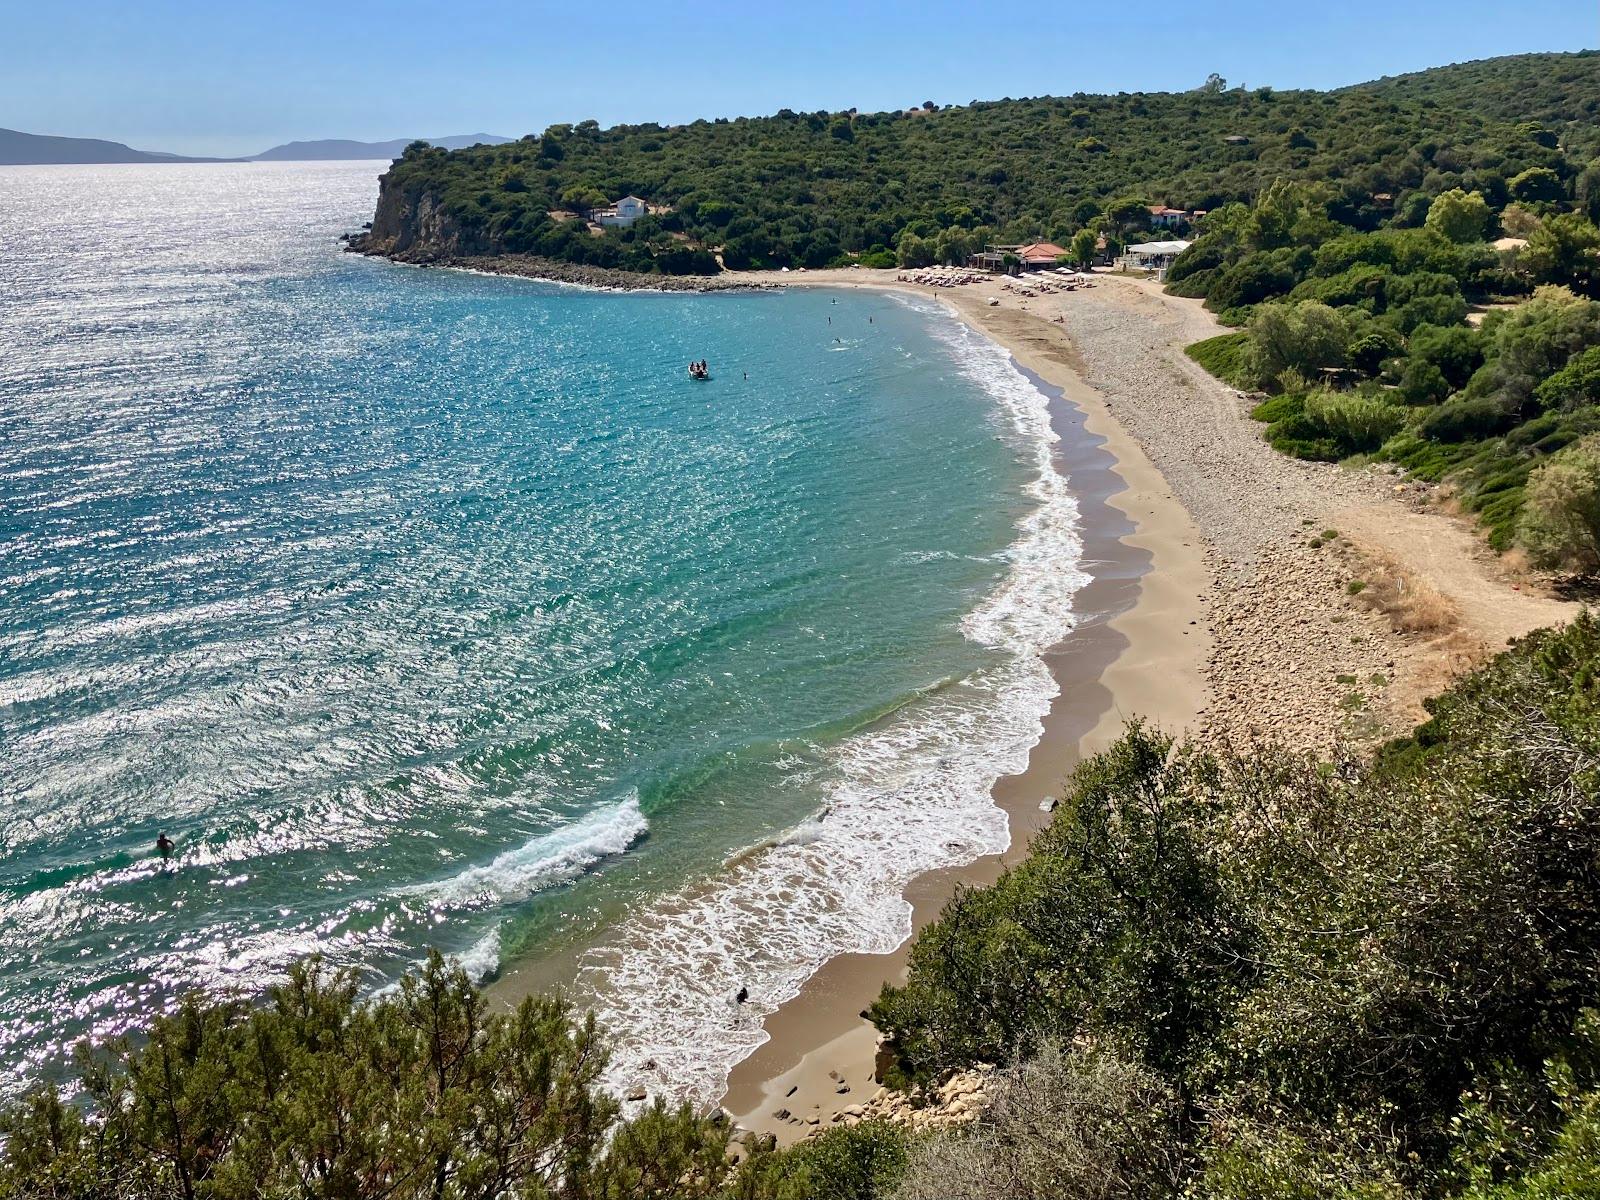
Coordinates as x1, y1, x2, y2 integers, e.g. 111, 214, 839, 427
2, 0, 1595, 158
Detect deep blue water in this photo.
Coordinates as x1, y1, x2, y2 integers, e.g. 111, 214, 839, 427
0, 162, 1082, 1102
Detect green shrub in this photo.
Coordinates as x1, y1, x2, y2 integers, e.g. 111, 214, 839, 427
1516, 433, 1600, 572
1186, 331, 1252, 387
1420, 395, 1520, 442
890, 1044, 1183, 1200
738, 1121, 910, 1200
1536, 346, 1600, 412
1303, 390, 1406, 454
1244, 301, 1351, 389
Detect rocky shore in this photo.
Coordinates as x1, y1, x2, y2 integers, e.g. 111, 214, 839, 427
761, 1056, 992, 1140
345, 242, 775, 293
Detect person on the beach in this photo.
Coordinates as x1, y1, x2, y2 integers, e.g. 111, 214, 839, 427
736, 986, 749, 1005
156, 833, 174, 862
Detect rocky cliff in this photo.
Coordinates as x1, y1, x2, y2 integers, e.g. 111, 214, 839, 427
350, 172, 491, 261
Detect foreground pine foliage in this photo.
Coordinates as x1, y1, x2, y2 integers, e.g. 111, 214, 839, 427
0, 956, 740, 1200
870, 612, 1600, 1198
6, 617, 1598, 1199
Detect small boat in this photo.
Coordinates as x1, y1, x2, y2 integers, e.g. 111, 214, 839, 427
688, 361, 711, 381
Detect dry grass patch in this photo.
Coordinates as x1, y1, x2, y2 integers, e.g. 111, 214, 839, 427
1348, 548, 1460, 636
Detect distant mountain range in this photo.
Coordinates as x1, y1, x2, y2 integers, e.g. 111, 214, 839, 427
0, 128, 514, 166
250, 134, 514, 161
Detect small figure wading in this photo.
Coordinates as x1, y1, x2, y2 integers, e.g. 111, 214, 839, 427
156, 833, 175, 864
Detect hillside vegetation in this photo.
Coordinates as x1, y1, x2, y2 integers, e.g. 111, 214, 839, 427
6, 618, 1598, 1199
364, 53, 1596, 275
869, 613, 1600, 1199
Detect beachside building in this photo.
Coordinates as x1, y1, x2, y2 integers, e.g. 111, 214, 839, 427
1148, 205, 1207, 230
590, 195, 649, 227
968, 242, 1070, 272
1117, 239, 1192, 279
1015, 241, 1069, 269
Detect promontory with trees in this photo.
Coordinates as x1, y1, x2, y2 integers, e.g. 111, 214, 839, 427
354, 50, 1600, 569
9, 49, 1600, 1200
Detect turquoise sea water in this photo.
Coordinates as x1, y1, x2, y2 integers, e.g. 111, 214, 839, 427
0, 162, 1083, 1103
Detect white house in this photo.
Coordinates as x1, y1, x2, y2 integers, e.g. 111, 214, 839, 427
592, 195, 649, 227
1147, 205, 1207, 230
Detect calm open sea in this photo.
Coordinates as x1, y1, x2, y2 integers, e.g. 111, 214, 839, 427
0, 161, 1084, 1104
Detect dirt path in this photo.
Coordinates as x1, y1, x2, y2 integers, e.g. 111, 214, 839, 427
757, 267, 1578, 743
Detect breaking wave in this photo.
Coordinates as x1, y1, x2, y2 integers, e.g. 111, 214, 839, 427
575, 298, 1089, 1108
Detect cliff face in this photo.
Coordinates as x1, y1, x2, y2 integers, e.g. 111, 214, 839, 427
352, 170, 492, 260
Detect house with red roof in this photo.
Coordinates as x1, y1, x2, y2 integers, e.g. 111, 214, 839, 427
1015, 242, 1069, 268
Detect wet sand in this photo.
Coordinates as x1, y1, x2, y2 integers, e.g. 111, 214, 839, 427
721, 279, 1211, 1142
486, 272, 1212, 1141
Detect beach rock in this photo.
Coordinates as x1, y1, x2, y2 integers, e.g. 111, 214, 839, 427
873, 1035, 898, 1084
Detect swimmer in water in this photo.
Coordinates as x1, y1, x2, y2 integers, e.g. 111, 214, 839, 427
156, 833, 174, 863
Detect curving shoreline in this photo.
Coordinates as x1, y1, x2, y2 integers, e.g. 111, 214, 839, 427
714, 266, 1577, 1143
434, 257, 1572, 1142
717, 272, 1211, 1142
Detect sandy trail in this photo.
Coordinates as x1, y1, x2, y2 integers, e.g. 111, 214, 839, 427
713, 264, 1580, 1145
754, 267, 1578, 742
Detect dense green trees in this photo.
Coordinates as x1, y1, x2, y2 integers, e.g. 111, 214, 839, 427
369, 53, 1597, 277
869, 615, 1600, 1199
1167, 95, 1600, 556
0, 954, 733, 1200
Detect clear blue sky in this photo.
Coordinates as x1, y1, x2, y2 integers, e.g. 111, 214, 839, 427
3, 0, 1594, 157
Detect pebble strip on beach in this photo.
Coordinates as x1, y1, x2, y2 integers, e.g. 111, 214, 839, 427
1040, 282, 1449, 750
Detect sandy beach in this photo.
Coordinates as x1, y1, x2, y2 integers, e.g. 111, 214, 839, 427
480, 262, 1580, 1146
713, 265, 1578, 1144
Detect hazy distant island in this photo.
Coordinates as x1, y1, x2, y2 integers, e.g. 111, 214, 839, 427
250, 133, 514, 161
0, 127, 512, 165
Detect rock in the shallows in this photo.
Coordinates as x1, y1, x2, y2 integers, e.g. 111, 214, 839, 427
625, 1087, 647, 1102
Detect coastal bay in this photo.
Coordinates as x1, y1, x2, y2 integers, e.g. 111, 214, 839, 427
709, 265, 1575, 1141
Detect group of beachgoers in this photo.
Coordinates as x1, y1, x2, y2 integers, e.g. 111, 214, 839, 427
688, 359, 710, 380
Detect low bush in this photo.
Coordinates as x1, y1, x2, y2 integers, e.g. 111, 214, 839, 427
735, 1122, 910, 1200
1419, 395, 1520, 442
1185, 331, 1252, 387
889, 1044, 1183, 1200
1303, 389, 1407, 454
1517, 433, 1600, 573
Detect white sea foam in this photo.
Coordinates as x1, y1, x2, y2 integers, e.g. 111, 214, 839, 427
575, 297, 1090, 1108
414, 794, 648, 910
454, 926, 504, 983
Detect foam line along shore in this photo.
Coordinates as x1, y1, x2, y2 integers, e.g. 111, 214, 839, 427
719, 270, 1211, 1143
